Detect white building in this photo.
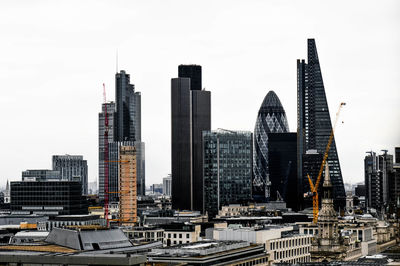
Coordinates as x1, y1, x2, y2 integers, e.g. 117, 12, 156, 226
162, 175, 171, 196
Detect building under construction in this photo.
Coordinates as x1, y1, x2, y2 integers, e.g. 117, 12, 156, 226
119, 145, 137, 225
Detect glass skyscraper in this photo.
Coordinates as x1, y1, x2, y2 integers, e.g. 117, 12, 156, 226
297, 39, 345, 208
203, 129, 252, 218
253, 91, 289, 201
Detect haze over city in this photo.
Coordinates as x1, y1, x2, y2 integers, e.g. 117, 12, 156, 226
0, 0, 399, 188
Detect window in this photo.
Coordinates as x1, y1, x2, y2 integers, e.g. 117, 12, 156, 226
174, 233, 177, 238
186, 233, 190, 238
179, 233, 182, 238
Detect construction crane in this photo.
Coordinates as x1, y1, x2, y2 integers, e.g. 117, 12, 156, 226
306, 102, 346, 224
103, 83, 110, 227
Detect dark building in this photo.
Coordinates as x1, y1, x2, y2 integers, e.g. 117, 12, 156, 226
355, 184, 366, 197
267, 133, 298, 210
395, 147, 400, 164
10, 179, 87, 216
52, 155, 88, 195
178, 64, 202, 91
171, 65, 211, 212
115, 70, 145, 196
297, 39, 346, 209
253, 91, 289, 202
364, 150, 396, 214
302, 150, 324, 209
203, 129, 253, 218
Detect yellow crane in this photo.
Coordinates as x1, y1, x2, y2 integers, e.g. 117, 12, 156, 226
307, 102, 345, 224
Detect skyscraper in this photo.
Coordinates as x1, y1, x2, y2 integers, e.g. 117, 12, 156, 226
171, 65, 211, 211
99, 102, 116, 201
115, 70, 145, 196
297, 39, 345, 208
52, 155, 88, 195
203, 129, 252, 218
98, 71, 145, 201
253, 91, 289, 201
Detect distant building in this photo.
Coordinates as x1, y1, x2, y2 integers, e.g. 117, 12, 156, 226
52, 155, 88, 195
297, 39, 346, 209
171, 65, 211, 211
253, 91, 289, 202
161, 223, 200, 246
22, 169, 60, 181
364, 150, 396, 213
162, 175, 172, 196
10, 179, 87, 216
4, 180, 10, 204
302, 150, 324, 209
203, 129, 252, 218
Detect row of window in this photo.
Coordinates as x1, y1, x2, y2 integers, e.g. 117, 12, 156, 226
164, 232, 191, 239
274, 247, 310, 259
270, 237, 311, 250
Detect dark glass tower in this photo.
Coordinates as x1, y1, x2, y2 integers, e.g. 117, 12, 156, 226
267, 133, 298, 210
253, 91, 289, 201
171, 65, 211, 211
297, 39, 345, 208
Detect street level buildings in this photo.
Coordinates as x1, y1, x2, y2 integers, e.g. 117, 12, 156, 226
297, 39, 346, 209
171, 65, 211, 211
253, 91, 289, 202
52, 155, 88, 195
203, 129, 253, 218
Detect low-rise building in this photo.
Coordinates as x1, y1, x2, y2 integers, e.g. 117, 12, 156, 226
161, 223, 201, 246
148, 240, 271, 265
123, 226, 164, 243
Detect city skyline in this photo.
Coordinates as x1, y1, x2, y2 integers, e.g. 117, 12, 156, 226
0, 0, 399, 188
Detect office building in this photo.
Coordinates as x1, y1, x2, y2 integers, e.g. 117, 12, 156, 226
99, 102, 116, 201
98, 70, 145, 201
171, 65, 211, 211
22, 169, 60, 180
253, 90, 289, 201
302, 150, 324, 209
267, 133, 298, 210
297, 39, 346, 209
365, 150, 396, 213
115, 70, 145, 197
163, 175, 172, 196
10, 179, 87, 216
52, 155, 88, 195
203, 129, 252, 218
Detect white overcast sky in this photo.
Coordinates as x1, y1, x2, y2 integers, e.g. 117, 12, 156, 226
0, 0, 399, 189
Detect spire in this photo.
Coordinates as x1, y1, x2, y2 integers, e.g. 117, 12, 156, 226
5, 179, 9, 191
323, 163, 332, 187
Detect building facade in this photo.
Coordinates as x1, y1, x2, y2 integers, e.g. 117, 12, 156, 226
203, 129, 253, 218
22, 170, 60, 181
253, 90, 289, 202
297, 39, 346, 209
52, 155, 88, 195
10, 179, 87, 216
163, 175, 172, 196
364, 149, 397, 214
98, 102, 116, 201
171, 65, 211, 211
267, 133, 298, 210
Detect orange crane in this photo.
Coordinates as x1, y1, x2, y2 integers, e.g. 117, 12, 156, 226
307, 102, 345, 224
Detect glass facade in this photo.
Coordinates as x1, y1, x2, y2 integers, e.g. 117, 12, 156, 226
52, 155, 88, 195
203, 129, 252, 218
10, 180, 87, 216
253, 91, 289, 201
297, 39, 346, 208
